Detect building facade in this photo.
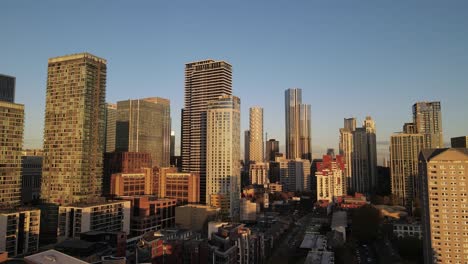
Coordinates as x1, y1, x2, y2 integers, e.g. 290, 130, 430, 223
206, 95, 241, 220
451, 136, 468, 148
240, 198, 259, 222
170, 131, 175, 157
413, 101, 443, 149
316, 155, 346, 202
339, 117, 356, 191
249, 107, 264, 163
110, 168, 154, 196
278, 157, 311, 192
21, 156, 42, 204
181, 60, 232, 205
390, 133, 424, 208
419, 148, 468, 264
0, 209, 40, 257
351, 116, 377, 194
393, 223, 422, 240
249, 163, 269, 185
105, 103, 117, 153
175, 204, 220, 232
116, 97, 171, 167
103, 152, 152, 197
0, 74, 15, 103
57, 200, 131, 241
265, 139, 279, 162
121, 196, 176, 237
0, 100, 24, 207
285, 88, 311, 160
244, 130, 250, 167
159, 172, 200, 204
41, 53, 107, 205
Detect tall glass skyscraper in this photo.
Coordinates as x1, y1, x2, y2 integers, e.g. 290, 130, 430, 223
116, 97, 171, 167
285, 88, 311, 160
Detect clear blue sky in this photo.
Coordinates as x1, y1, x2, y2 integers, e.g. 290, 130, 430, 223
2, 1, 468, 162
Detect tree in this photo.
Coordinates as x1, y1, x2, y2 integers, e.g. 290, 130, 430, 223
351, 205, 382, 242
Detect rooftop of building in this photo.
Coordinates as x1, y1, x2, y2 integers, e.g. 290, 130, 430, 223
374, 205, 408, 220
300, 234, 328, 250
0, 73, 15, 78
331, 211, 348, 229
420, 148, 468, 162
63, 199, 130, 208
141, 228, 193, 243
56, 239, 101, 250
119, 196, 176, 202
304, 250, 335, 264
0, 207, 40, 214
48, 52, 107, 64
24, 249, 88, 264
177, 204, 219, 210
317, 155, 345, 172
217, 222, 245, 232
0, 100, 24, 109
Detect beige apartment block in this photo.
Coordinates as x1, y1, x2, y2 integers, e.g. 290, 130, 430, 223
206, 95, 241, 220
42, 53, 107, 205
0, 208, 40, 257
0, 101, 24, 207
420, 148, 468, 264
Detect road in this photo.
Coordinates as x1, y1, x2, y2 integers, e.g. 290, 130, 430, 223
267, 213, 315, 264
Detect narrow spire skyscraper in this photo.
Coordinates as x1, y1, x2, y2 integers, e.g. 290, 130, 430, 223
339, 117, 356, 191
285, 88, 311, 160
249, 107, 264, 162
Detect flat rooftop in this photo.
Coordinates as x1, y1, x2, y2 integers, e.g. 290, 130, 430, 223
24, 249, 88, 264
300, 234, 328, 250
331, 211, 347, 229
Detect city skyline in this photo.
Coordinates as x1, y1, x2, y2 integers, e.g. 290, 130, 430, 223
2, 2, 468, 262
2, 1, 468, 163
